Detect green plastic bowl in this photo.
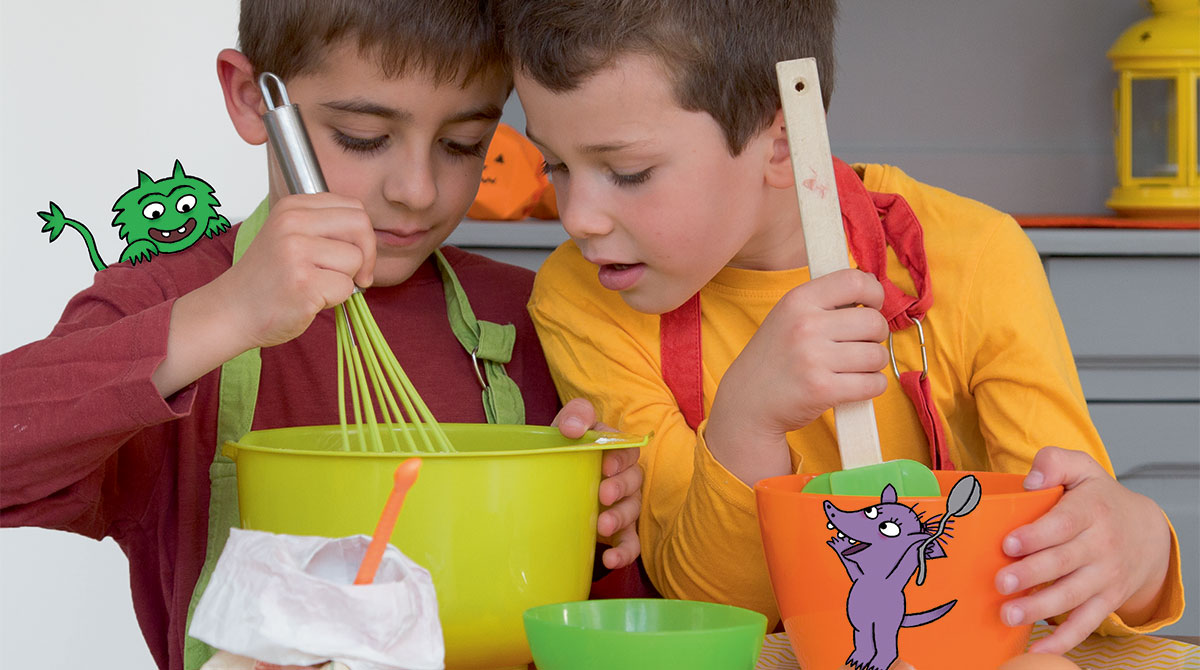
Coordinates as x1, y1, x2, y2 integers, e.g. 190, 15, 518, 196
523, 599, 767, 670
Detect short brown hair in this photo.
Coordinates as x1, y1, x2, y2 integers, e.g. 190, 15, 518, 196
240, 0, 509, 86
495, 0, 837, 155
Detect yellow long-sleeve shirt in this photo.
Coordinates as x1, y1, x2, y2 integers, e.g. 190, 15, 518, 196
528, 163, 1183, 634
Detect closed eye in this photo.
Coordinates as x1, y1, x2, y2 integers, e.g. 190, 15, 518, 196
609, 167, 653, 187
441, 138, 487, 159
333, 130, 389, 156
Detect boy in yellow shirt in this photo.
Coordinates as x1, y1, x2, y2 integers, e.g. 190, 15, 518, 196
497, 0, 1184, 654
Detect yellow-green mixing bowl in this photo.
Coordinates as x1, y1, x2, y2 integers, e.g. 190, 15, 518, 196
222, 423, 647, 670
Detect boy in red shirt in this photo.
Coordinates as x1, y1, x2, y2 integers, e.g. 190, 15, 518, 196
0, 2, 642, 669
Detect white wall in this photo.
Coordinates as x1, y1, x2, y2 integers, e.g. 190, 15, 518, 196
0, 1, 1167, 668
1, 2, 256, 667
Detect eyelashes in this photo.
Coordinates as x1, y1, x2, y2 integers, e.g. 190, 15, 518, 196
540, 160, 654, 187
332, 130, 389, 156
611, 167, 653, 186
441, 138, 488, 159
332, 131, 487, 160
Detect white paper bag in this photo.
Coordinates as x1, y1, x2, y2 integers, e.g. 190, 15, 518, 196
190, 528, 443, 670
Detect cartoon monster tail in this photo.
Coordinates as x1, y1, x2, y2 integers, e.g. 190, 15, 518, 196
901, 599, 957, 628
37, 201, 107, 271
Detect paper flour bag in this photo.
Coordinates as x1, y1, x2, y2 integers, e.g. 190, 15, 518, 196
190, 529, 443, 670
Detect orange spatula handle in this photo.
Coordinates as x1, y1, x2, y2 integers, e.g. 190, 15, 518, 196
354, 458, 422, 585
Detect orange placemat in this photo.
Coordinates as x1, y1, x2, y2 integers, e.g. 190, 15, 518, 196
756, 624, 1200, 669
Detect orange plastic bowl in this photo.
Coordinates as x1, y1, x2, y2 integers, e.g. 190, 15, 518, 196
755, 471, 1062, 670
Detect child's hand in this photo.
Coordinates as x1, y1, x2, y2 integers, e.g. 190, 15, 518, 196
553, 398, 645, 569
706, 269, 888, 484
995, 447, 1171, 653
222, 193, 377, 350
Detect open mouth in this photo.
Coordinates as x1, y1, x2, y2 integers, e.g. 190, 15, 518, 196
148, 218, 197, 244
827, 520, 871, 556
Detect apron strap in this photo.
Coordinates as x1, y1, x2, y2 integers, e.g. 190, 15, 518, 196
434, 249, 525, 425
183, 198, 268, 670
659, 293, 705, 431
184, 201, 525, 669
659, 159, 954, 470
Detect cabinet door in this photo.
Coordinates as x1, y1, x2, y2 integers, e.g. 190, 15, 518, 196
1044, 256, 1200, 402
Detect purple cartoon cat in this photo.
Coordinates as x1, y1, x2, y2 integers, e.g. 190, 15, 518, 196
823, 475, 981, 670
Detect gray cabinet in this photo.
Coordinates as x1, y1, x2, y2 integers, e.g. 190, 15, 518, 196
448, 222, 1200, 635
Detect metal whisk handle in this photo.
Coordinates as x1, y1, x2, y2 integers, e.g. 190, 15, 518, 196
258, 72, 328, 197
258, 72, 360, 295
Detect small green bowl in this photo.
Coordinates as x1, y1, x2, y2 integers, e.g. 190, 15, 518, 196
523, 599, 767, 670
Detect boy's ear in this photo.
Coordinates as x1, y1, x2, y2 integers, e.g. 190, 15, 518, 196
763, 108, 794, 190
217, 48, 268, 146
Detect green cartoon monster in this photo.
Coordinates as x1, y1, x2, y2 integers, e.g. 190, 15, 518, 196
37, 160, 231, 270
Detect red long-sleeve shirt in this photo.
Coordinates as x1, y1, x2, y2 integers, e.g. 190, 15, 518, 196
0, 228, 559, 670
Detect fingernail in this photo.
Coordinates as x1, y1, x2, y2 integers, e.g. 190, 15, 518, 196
564, 416, 585, 433
1004, 605, 1024, 627
1003, 536, 1021, 556
998, 573, 1018, 595
1023, 469, 1044, 490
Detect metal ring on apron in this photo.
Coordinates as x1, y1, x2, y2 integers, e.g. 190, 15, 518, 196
889, 317, 928, 381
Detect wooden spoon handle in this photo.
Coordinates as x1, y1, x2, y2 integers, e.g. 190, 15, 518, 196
776, 58, 883, 470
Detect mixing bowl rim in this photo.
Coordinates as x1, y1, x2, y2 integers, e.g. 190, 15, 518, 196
224, 423, 648, 459
523, 598, 769, 637
753, 470, 1064, 503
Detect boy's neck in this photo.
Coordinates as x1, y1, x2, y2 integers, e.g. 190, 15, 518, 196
726, 185, 811, 272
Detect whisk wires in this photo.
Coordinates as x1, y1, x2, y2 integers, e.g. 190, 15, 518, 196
336, 292, 455, 453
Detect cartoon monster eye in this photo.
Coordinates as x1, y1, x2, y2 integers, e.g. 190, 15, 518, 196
143, 202, 165, 219
865, 506, 879, 519
879, 521, 900, 537
176, 194, 196, 213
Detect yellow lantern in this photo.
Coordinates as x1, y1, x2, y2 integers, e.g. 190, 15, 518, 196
1107, 0, 1200, 218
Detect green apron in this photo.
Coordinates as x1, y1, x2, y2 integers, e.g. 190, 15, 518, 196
183, 199, 525, 669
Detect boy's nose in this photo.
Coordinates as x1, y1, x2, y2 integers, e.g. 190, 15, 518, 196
382, 153, 438, 211
558, 179, 613, 239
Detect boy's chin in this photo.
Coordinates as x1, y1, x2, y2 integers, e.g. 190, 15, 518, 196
616, 286, 698, 316
367, 260, 425, 288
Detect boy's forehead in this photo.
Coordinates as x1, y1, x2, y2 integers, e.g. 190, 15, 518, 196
517, 54, 685, 146
289, 42, 509, 116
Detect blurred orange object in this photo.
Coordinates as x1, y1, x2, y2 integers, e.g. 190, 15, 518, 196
467, 123, 558, 220
756, 471, 1062, 670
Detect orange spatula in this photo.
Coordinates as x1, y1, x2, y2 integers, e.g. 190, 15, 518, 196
354, 458, 422, 585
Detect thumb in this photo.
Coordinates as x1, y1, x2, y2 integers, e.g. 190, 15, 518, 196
552, 397, 596, 438
1023, 446, 1103, 492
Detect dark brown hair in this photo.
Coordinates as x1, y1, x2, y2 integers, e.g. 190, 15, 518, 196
239, 0, 509, 86
495, 0, 837, 155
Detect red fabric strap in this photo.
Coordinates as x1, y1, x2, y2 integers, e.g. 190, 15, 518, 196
659, 157, 954, 469
659, 292, 705, 431
898, 371, 952, 470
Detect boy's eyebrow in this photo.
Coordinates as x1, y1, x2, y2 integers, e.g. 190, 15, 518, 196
525, 126, 645, 155
445, 104, 504, 124
321, 99, 412, 121
320, 100, 503, 125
